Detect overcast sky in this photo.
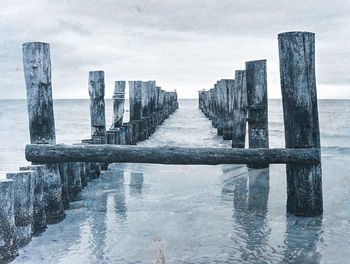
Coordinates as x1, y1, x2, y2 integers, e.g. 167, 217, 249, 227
1, 0, 350, 99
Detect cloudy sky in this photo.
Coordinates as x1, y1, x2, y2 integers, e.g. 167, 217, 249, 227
1, 0, 350, 99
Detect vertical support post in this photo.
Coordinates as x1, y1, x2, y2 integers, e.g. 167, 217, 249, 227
246, 60, 269, 168
278, 31, 322, 216
89, 71, 106, 143
112, 81, 126, 128
216, 80, 224, 135
67, 163, 83, 202
22, 42, 65, 223
19, 165, 47, 234
22, 42, 55, 144
231, 70, 248, 148
6, 171, 34, 247
223, 79, 235, 140
58, 163, 70, 209
0, 179, 17, 262
129, 81, 142, 122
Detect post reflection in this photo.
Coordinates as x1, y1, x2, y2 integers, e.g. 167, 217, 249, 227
283, 215, 323, 263
113, 169, 127, 230
129, 172, 144, 197
223, 167, 271, 262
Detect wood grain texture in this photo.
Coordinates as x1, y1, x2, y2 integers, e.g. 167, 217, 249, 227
112, 81, 125, 128
23, 42, 56, 144
231, 70, 248, 148
89, 71, 106, 142
278, 31, 322, 216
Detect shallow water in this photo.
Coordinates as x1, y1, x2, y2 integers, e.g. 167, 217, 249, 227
1, 99, 350, 263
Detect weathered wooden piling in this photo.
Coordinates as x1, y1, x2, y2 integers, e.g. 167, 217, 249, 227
6, 171, 34, 247
222, 79, 235, 140
216, 82, 225, 134
22, 42, 55, 144
129, 81, 142, 122
0, 179, 17, 262
278, 31, 323, 216
89, 71, 106, 143
246, 60, 269, 168
67, 163, 83, 202
19, 165, 47, 233
22, 42, 65, 224
112, 81, 126, 129
231, 70, 248, 148
42, 164, 65, 223
58, 163, 70, 209
78, 162, 87, 188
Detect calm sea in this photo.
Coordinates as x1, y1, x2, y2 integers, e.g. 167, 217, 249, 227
1, 99, 350, 263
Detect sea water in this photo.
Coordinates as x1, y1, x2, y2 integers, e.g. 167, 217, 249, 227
0, 99, 349, 263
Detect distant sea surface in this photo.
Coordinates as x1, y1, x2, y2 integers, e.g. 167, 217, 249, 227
1, 99, 350, 263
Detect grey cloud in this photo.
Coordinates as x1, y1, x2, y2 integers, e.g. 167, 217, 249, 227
0, 0, 350, 98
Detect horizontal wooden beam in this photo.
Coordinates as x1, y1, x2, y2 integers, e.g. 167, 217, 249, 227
25, 144, 320, 165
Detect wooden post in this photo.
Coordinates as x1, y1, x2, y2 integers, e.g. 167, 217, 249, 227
67, 163, 83, 202
19, 165, 47, 233
278, 31, 323, 216
6, 171, 34, 247
246, 60, 269, 168
216, 82, 223, 132
140, 81, 149, 140
22, 42, 55, 144
78, 162, 87, 188
58, 163, 70, 209
22, 42, 65, 223
129, 81, 142, 122
89, 71, 106, 143
0, 179, 17, 262
223, 79, 235, 140
112, 81, 126, 128
155, 86, 161, 126
231, 70, 248, 148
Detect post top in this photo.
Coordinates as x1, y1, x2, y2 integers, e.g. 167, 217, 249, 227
278, 31, 315, 39
89, 70, 104, 74
245, 59, 267, 65
22, 42, 49, 47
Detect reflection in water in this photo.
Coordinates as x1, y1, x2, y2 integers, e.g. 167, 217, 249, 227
222, 167, 272, 263
129, 172, 144, 196
113, 169, 127, 230
283, 215, 323, 263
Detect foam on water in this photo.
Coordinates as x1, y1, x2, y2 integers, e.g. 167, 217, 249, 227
0, 99, 350, 263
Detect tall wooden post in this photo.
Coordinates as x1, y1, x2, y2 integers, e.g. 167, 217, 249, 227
278, 31, 322, 216
129, 81, 142, 121
216, 80, 224, 135
231, 70, 248, 148
22, 42, 65, 223
89, 71, 106, 143
246, 60, 269, 168
223, 79, 235, 140
112, 81, 125, 128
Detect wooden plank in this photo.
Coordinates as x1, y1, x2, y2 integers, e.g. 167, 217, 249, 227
25, 144, 320, 165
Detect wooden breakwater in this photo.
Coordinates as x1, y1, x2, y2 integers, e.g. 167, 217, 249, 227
1, 31, 323, 262
0, 42, 178, 262
198, 31, 322, 216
